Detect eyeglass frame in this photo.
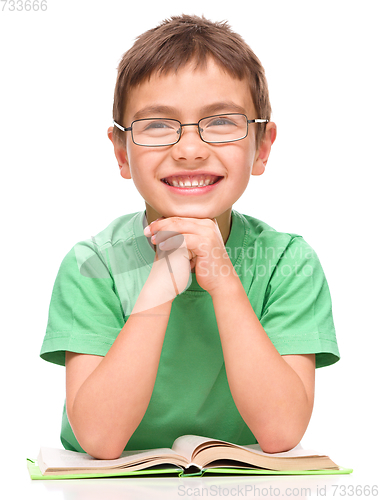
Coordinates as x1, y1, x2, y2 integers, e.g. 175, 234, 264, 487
113, 113, 269, 147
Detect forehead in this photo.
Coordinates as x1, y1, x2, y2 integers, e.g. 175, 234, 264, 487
124, 59, 256, 121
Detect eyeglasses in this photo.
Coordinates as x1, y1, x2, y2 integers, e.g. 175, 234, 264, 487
113, 113, 268, 147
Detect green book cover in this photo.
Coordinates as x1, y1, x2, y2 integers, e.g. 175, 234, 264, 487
26, 458, 353, 480
27, 436, 353, 480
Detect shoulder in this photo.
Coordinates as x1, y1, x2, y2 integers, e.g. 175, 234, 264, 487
234, 210, 315, 261
61, 212, 144, 275
74, 211, 142, 253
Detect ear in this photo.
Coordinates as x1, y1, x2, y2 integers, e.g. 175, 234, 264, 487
107, 126, 131, 180
251, 122, 277, 176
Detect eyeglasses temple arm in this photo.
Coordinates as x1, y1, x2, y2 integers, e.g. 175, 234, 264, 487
113, 120, 132, 132
248, 119, 269, 124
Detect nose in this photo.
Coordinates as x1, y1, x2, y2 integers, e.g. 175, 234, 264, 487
171, 124, 209, 162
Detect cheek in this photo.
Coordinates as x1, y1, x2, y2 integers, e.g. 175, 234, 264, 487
127, 146, 167, 185
126, 145, 148, 180
223, 143, 255, 176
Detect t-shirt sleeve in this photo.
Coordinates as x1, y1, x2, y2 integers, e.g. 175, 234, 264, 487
259, 236, 340, 368
40, 242, 126, 366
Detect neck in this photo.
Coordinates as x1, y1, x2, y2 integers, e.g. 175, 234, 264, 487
145, 204, 232, 244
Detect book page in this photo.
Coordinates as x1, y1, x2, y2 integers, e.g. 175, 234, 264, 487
38, 446, 180, 473
241, 443, 322, 458
172, 435, 216, 461
171, 435, 323, 464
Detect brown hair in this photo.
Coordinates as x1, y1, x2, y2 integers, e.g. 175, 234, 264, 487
113, 14, 271, 146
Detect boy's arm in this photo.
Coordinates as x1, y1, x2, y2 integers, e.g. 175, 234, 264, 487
66, 301, 171, 460
211, 278, 315, 453
65, 246, 190, 460
147, 216, 315, 453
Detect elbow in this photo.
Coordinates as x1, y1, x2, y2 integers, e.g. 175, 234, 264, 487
79, 435, 128, 460
73, 423, 135, 459
253, 418, 307, 454
250, 410, 312, 454
67, 406, 132, 460
257, 431, 304, 454
68, 416, 130, 460
85, 446, 125, 461
259, 439, 299, 454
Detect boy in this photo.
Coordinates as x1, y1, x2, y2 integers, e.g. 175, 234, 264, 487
40, 15, 339, 460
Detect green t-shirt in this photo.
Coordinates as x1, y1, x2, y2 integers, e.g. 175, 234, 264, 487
40, 210, 339, 452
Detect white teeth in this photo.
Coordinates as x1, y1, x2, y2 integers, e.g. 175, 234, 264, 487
164, 175, 220, 188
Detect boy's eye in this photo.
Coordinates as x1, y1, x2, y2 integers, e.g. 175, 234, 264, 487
132, 119, 180, 145
136, 120, 180, 139
209, 118, 235, 126
142, 120, 178, 132
202, 116, 240, 137
145, 121, 171, 129
204, 116, 239, 129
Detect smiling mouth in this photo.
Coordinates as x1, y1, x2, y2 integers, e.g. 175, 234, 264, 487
161, 174, 223, 188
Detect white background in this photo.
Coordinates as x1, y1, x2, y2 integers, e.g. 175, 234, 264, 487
1, 0, 379, 498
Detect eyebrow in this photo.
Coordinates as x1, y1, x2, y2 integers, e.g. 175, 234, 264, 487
132, 101, 247, 121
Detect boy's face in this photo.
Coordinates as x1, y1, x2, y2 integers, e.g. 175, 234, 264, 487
110, 59, 275, 223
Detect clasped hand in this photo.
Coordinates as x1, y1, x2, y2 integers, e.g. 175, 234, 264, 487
144, 216, 237, 298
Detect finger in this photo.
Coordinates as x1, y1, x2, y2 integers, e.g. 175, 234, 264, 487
147, 216, 216, 237
159, 234, 210, 266
188, 249, 197, 264
152, 230, 185, 248
152, 223, 217, 249
156, 238, 196, 271
157, 233, 186, 251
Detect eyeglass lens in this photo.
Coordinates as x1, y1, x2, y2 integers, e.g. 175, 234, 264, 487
131, 114, 248, 146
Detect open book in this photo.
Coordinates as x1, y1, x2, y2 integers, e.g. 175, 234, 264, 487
27, 435, 352, 479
